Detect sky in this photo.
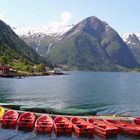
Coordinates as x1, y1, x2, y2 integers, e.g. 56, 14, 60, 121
0, 0, 140, 34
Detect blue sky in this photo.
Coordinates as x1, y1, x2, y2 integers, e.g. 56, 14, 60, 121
0, 0, 140, 34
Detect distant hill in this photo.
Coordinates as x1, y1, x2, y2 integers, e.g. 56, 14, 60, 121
0, 19, 47, 70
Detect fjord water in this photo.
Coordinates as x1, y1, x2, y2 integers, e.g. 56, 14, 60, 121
0, 71, 140, 140
0, 71, 140, 116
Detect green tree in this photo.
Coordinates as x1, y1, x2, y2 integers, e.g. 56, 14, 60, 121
0, 56, 8, 64
36, 64, 46, 72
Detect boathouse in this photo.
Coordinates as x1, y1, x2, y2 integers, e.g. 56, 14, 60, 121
0, 65, 10, 75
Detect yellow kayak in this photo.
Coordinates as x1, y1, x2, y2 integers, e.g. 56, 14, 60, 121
0, 106, 5, 119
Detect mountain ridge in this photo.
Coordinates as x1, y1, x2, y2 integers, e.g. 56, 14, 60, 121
46, 16, 139, 70
11, 16, 140, 71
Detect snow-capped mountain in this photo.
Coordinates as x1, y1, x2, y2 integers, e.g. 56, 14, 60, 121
121, 33, 140, 64
122, 32, 140, 41
12, 24, 74, 56
121, 33, 140, 47
13, 25, 74, 37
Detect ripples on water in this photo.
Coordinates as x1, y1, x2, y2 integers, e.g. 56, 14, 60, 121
1, 71, 140, 116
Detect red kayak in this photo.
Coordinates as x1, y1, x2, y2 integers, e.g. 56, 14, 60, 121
54, 116, 72, 134
70, 116, 94, 136
87, 118, 119, 137
104, 119, 140, 135
35, 115, 53, 134
1, 110, 19, 129
17, 112, 35, 131
134, 117, 140, 125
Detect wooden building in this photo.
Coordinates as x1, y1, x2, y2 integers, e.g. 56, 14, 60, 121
0, 65, 10, 75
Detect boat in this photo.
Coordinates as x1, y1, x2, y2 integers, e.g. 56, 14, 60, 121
54, 116, 72, 135
87, 117, 119, 137
35, 115, 53, 134
1, 110, 19, 129
0, 106, 5, 121
134, 117, 140, 125
17, 112, 35, 131
70, 116, 94, 137
104, 119, 140, 135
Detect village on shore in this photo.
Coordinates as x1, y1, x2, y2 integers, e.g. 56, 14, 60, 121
0, 64, 65, 78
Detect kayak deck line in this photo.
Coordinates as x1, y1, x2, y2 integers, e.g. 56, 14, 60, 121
4, 108, 134, 122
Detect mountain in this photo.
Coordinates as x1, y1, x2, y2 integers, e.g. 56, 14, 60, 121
122, 33, 140, 47
13, 25, 74, 37
13, 25, 74, 57
15, 16, 139, 71
0, 19, 44, 68
122, 33, 140, 64
135, 33, 140, 40
46, 16, 139, 70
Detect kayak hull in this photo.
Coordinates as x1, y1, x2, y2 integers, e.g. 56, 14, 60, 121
54, 116, 72, 135
35, 115, 53, 134
1, 110, 19, 129
17, 112, 35, 131
0, 106, 5, 122
87, 118, 118, 137
134, 117, 140, 125
104, 119, 140, 135
70, 116, 94, 137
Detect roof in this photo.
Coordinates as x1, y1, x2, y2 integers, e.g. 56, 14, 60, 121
0, 65, 10, 69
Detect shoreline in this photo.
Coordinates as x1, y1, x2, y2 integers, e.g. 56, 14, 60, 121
4, 108, 134, 122
0, 72, 66, 78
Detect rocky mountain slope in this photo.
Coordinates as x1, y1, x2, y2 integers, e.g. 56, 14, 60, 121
46, 16, 139, 70
0, 19, 43, 68
14, 17, 139, 71
13, 25, 73, 57
122, 33, 140, 64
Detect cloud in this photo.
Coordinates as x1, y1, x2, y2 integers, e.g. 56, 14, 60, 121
61, 11, 72, 24
0, 13, 6, 21
48, 11, 72, 27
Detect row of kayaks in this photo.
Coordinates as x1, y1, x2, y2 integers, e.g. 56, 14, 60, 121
1, 107, 140, 137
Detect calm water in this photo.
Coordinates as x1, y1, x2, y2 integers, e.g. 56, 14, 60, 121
0, 71, 140, 140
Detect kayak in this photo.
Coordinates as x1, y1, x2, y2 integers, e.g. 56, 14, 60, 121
1, 110, 19, 129
70, 116, 94, 136
54, 116, 72, 134
134, 117, 140, 125
17, 112, 35, 131
0, 106, 5, 120
104, 119, 140, 135
35, 115, 53, 134
87, 117, 119, 137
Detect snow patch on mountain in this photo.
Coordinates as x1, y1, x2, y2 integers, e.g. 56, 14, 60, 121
122, 33, 140, 42
13, 25, 74, 37
136, 33, 140, 40
121, 33, 140, 47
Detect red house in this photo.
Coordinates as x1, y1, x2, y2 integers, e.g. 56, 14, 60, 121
0, 65, 10, 75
